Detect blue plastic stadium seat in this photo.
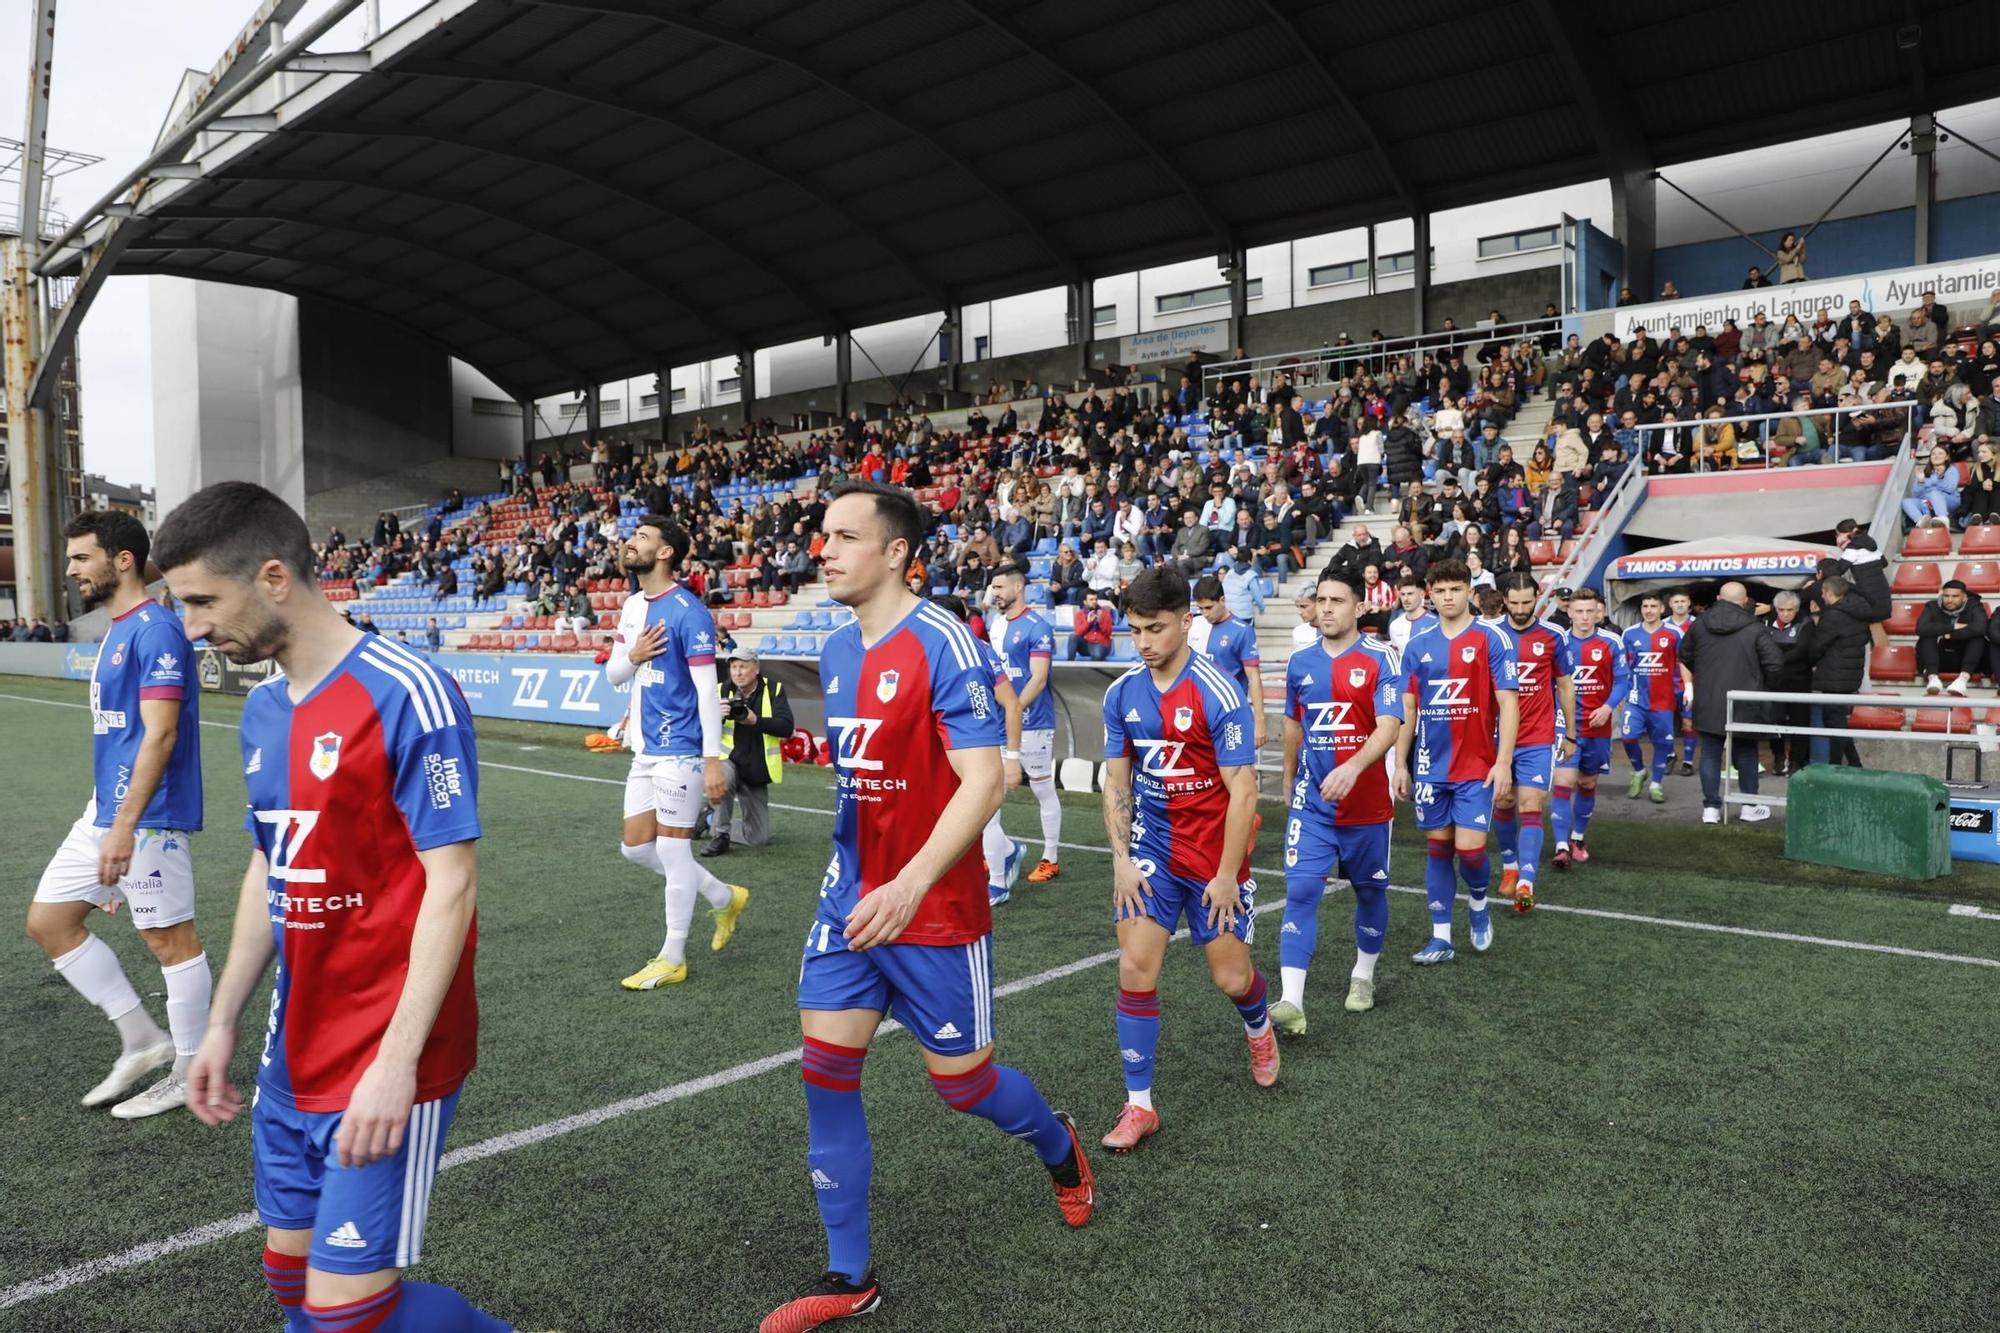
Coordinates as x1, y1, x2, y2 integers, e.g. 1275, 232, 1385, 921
759, 634, 779, 652
1028, 558, 1054, 580
1031, 537, 1058, 557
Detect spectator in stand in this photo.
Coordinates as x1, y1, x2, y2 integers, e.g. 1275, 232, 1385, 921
1763, 591, 1814, 775
996, 504, 1034, 562
425, 617, 443, 654
1916, 579, 1988, 697
1964, 442, 1999, 526
1220, 556, 1266, 624
1084, 537, 1120, 598
1115, 540, 1143, 586
956, 550, 991, 597
1807, 575, 1869, 768
434, 562, 459, 599
1697, 405, 1738, 471
1773, 231, 1807, 282
1743, 266, 1771, 290
1048, 545, 1086, 607
1902, 444, 1961, 529
1680, 580, 1781, 823
1359, 562, 1396, 610
1930, 383, 1978, 458
1068, 590, 1115, 661
1170, 509, 1212, 577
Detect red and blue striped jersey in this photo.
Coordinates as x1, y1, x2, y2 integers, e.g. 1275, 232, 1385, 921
239, 635, 481, 1113
1560, 629, 1631, 737
1622, 623, 1683, 712
89, 600, 203, 831
1402, 621, 1518, 783
1284, 638, 1403, 826
1199, 614, 1262, 691
613, 583, 720, 758
820, 600, 1002, 947
1102, 654, 1257, 884
1494, 619, 1569, 746
992, 609, 1056, 731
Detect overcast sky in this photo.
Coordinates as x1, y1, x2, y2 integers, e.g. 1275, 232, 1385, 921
2, 0, 346, 491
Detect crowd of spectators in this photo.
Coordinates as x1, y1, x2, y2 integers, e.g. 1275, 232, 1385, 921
1, 617, 61, 642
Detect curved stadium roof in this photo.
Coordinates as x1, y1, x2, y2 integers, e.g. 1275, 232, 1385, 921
52, 0, 2000, 400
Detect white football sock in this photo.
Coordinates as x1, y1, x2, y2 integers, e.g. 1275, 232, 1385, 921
619, 840, 664, 874
1029, 776, 1061, 862
1126, 1088, 1154, 1112
53, 936, 160, 1056
660, 835, 733, 908
1352, 950, 1378, 982
655, 837, 700, 962
161, 952, 212, 1074
1432, 922, 1453, 943
1279, 965, 1308, 1009
982, 815, 1010, 888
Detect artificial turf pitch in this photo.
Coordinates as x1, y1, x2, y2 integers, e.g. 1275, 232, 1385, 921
0, 672, 1996, 1333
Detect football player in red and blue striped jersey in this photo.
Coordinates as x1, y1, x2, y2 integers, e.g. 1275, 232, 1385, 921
1490, 573, 1574, 913
1620, 594, 1683, 803
1394, 560, 1519, 965
1552, 587, 1631, 867
164, 482, 515, 1333
769, 484, 1091, 1333
1098, 567, 1278, 1153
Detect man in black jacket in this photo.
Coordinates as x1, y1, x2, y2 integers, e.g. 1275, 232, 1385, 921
1916, 579, 1989, 696
1682, 582, 1784, 822
701, 648, 795, 857
1764, 591, 1816, 774
1807, 576, 1871, 767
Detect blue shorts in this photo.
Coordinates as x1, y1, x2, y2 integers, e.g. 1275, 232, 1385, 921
798, 920, 994, 1056
1560, 736, 1614, 777
1412, 777, 1494, 832
252, 1086, 460, 1274
1115, 865, 1256, 948
1513, 744, 1554, 791
1283, 811, 1391, 890
1622, 705, 1675, 747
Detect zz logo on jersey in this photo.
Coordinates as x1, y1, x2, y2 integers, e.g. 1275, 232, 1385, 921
1573, 662, 1600, 688
827, 716, 885, 771
1426, 677, 1470, 707
1306, 700, 1356, 734
1132, 739, 1196, 777
1635, 650, 1665, 673
254, 810, 324, 884
1516, 659, 1540, 689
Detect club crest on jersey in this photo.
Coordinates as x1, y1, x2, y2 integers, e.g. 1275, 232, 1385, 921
1349, 667, 1368, 687
1532, 641, 1545, 656
1172, 705, 1193, 731
309, 732, 343, 781
1460, 645, 1476, 664
110, 646, 124, 666
875, 670, 899, 703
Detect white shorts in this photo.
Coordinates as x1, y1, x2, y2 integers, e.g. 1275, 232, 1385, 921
36, 808, 197, 930
1020, 729, 1056, 782
625, 755, 705, 829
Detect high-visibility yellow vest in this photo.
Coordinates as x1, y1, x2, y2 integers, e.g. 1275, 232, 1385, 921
722, 678, 784, 785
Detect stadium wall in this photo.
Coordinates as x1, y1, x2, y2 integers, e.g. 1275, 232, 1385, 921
1653, 194, 2000, 302
299, 299, 454, 493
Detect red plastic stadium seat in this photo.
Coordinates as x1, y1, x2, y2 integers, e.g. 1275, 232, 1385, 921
1557, 539, 1578, 563
1961, 524, 2000, 555
1868, 643, 1916, 681
597, 613, 616, 628
1954, 561, 2000, 594
1848, 705, 1907, 732
1891, 562, 1943, 594
1900, 526, 1952, 558
1912, 707, 1974, 734
1527, 540, 1557, 566
550, 634, 577, 651
1885, 602, 1922, 635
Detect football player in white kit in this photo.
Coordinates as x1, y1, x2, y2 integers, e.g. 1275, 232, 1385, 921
604, 515, 751, 988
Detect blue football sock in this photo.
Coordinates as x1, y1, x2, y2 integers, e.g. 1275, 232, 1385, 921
1424, 837, 1456, 936
1495, 806, 1518, 868
1115, 987, 1160, 1095
930, 1056, 1072, 1166
1622, 738, 1645, 771
1649, 741, 1669, 785
1352, 883, 1388, 957
1229, 968, 1271, 1037
1459, 846, 1491, 913
1681, 732, 1697, 762
1550, 783, 1575, 847
1575, 786, 1598, 838
1518, 810, 1544, 885
305, 1281, 511, 1332
1279, 876, 1324, 974
802, 1037, 873, 1284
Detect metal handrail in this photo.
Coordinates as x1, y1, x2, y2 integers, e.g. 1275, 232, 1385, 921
1721, 689, 1987, 819
1200, 316, 1564, 395
1624, 399, 1918, 473
1536, 449, 1646, 605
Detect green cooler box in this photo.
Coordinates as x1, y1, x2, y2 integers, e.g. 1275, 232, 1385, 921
1784, 766, 1950, 879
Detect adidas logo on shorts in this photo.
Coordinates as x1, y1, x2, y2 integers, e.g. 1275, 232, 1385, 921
933, 1022, 962, 1041
324, 1220, 366, 1249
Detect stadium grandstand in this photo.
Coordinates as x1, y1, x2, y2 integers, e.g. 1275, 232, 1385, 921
6, 2, 2000, 1331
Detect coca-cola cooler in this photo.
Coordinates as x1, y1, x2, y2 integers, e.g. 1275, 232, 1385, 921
1947, 785, 2000, 865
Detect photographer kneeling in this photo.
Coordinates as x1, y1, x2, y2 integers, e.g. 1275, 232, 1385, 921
701, 647, 794, 857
